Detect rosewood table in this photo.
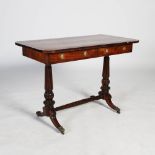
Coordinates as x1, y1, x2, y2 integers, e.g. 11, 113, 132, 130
15, 34, 139, 134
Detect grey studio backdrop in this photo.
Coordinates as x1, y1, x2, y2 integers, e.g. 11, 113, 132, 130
0, 0, 155, 155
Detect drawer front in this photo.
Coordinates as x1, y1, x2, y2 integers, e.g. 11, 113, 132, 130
48, 49, 98, 64
98, 44, 132, 56
48, 44, 132, 64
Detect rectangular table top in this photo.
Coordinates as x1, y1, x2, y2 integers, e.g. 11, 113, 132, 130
15, 34, 139, 53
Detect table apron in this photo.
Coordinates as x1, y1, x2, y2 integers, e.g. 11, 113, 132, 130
22, 44, 133, 64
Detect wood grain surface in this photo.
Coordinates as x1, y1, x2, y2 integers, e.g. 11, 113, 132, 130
15, 34, 139, 53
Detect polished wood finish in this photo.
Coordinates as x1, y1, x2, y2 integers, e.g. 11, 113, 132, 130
22, 43, 133, 64
55, 56, 120, 113
36, 65, 65, 134
48, 44, 132, 64
15, 34, 139, 134
23, 47, 48, 64
55, 95, 101, 111
16, 34, 138, 64
99, 56, 120, 113
16, 34, 138, 52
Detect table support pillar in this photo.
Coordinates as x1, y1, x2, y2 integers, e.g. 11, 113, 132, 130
36, 65, 65, 134
98, 56, 120, 113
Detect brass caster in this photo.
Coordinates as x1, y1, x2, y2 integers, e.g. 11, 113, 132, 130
115, 107, 120, 114
58, 126, 65, 135
36, 111, 43, 117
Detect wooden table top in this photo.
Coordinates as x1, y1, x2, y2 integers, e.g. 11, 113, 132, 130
15, 34, 139, 53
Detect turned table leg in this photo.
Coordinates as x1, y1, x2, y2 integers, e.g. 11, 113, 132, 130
36, 64, 65, 134
98, 56, 120, 114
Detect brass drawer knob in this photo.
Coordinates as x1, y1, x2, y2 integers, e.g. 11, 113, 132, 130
60, 54, 64, 59
105, 49, 109, 53
122, 46, 126, 51
83, 51, 88, 57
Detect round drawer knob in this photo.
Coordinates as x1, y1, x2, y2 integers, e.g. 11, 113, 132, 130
83, 51, 88, 56
60, 54, 64, 59
123, 46, 126, 51
105, 49, 109, 53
